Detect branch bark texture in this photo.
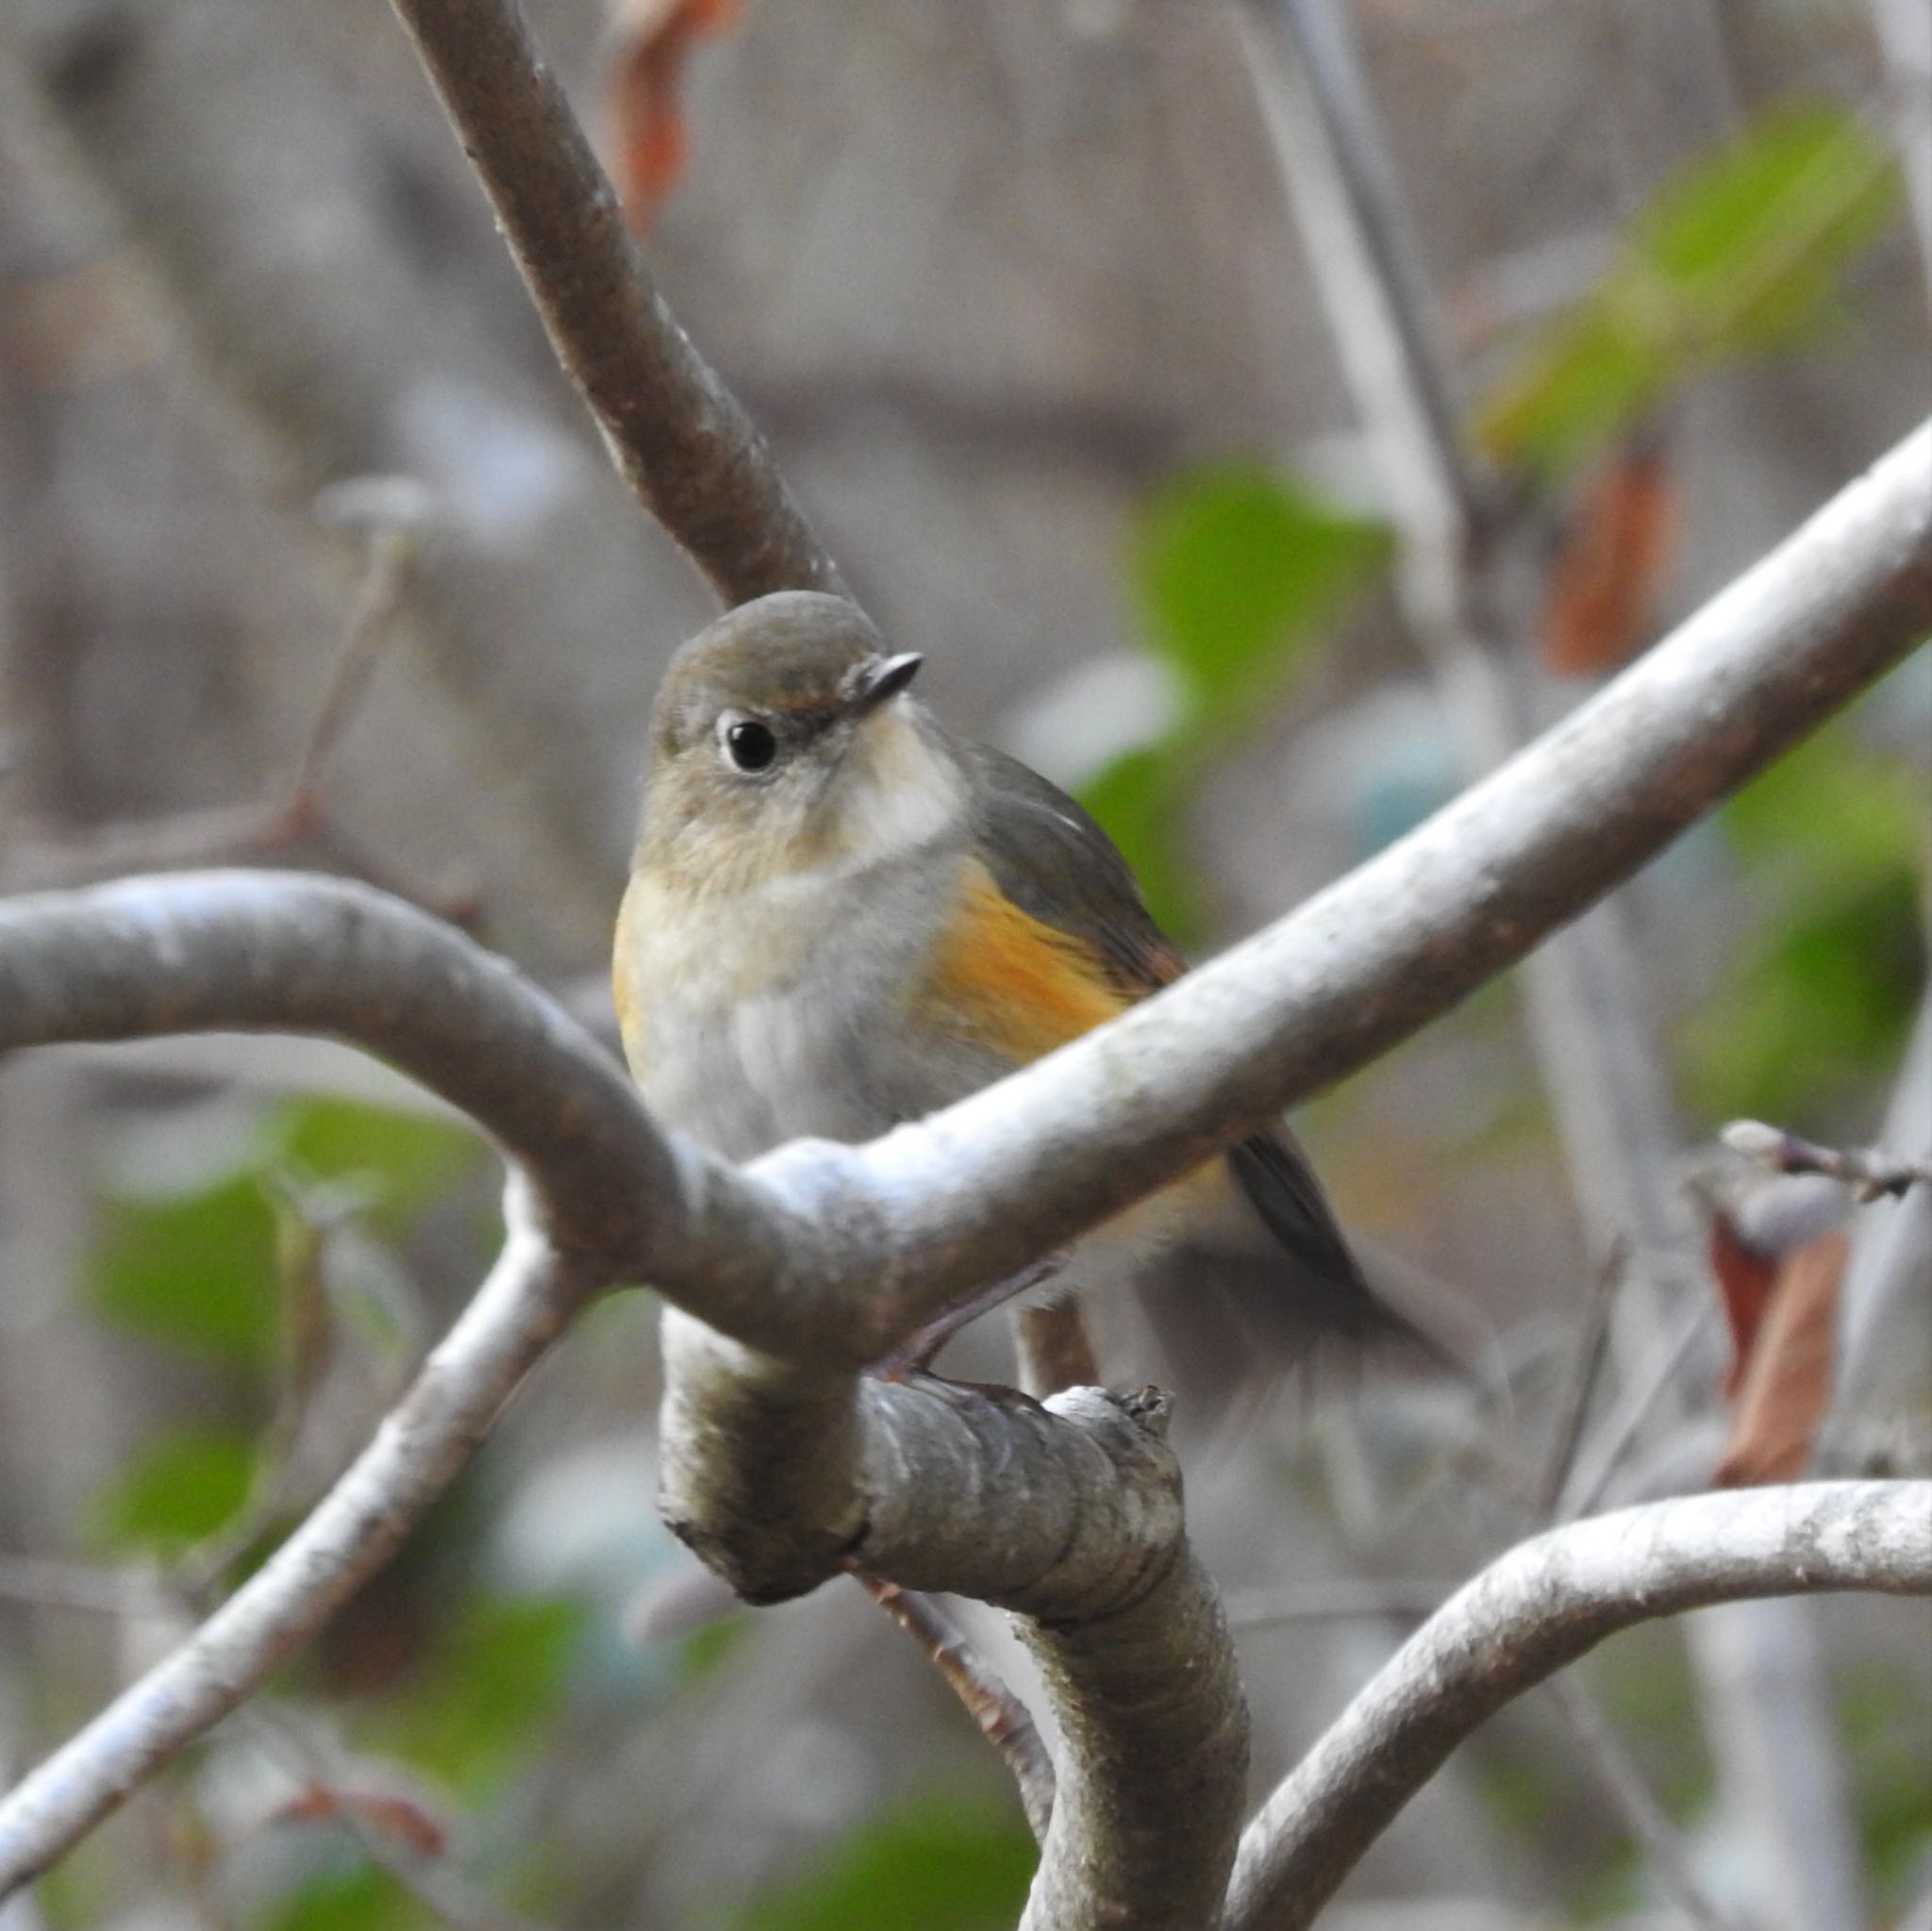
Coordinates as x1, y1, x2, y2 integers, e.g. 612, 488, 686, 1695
1224, 1481, 1932, 1931
385, 0, 846, 606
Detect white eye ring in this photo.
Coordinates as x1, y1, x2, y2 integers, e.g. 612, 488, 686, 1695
717, 711, 779, 774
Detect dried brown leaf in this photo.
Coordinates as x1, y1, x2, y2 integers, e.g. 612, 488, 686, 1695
1542, 430, 1677, 676
605, 0, 745, 235
1713, 1228, 1847, 1486
1708, 1206, 1780, 1401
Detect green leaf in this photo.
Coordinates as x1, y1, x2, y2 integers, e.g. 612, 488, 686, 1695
89, 1425, 258, 1555
1076, 745, 1208, 940
1078, 463, 1389, 940
258, 1859, 430, 1931
275, 1096, 481, 1236
740, 1798, 1035, 1931
369, 1594, 586, 1793
1678, 723, 1927, 1120
1479, 103, 1900, 472
1133, 465, 1389, 725
91, 1172, 280, 1367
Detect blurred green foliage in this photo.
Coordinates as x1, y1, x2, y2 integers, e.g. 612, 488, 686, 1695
264, 1862, 425, 1931
1679, 719, 1927, 1123
92, 1171, 283, 1368
277, 1095, 479, 1238
88, 1423, 258, 1554
1839, 1658, 1932, 1902
1084, 464, 1390, 934
1478, 104, 1901, 473
737, 1798, 1034, 1931
364, 1592, 587, 1796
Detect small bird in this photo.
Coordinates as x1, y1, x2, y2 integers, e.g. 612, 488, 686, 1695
614, 591, 1403, 1373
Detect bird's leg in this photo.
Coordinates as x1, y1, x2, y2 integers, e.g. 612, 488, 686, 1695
871, 1251, 1069, 1382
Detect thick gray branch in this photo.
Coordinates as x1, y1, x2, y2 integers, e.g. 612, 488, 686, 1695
4, 424, 1926, 1369
656, 1322, 1248, 1929
0, 871, 817, 1353
1223, 1482, 1932, 1931
385, 0, 844, 605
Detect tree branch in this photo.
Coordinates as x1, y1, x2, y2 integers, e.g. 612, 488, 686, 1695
783, 419, 1932, 1328
656, 1321, 1247, 1931
0, 1190, 589, 1893
384, 0, 845, 606
0, 420, 1925, 1911
1223, 1481, 1932, 1931
857, 1577, 1058, 1845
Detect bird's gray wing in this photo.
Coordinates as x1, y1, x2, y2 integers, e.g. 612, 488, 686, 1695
958, 736, 1386, 1327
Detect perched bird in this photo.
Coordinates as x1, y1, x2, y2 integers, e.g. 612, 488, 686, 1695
614, 591, 1406, 1373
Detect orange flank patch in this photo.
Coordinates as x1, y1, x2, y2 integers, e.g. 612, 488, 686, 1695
914, 858, 1133, 1065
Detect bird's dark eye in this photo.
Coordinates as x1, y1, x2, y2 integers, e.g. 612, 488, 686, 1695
724, 718, 777, 773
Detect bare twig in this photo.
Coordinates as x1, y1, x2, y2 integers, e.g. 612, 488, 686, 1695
1242, 0, 1701, 1360
1224, 1481, 1932, 1931
0, 1186, 593, 1894
1542, 1673, 1740, 1931
0, 1556, 166, 1621
1723, 1119, 1932, 1202
384, 0, 845, 606
1558, 1301, 1712, 1522
241, 1705, 550, 1931
1533, 1241, 1626, 1518
1223, 1580, 1453, 1630
856, 1576, 1057, 1843
1868, 0, 1932, 312
1826, 991, 1932, 1465
1241, 20, 1881, 1924
281, 479, 436, 827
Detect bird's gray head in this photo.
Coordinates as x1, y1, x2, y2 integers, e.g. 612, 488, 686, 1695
637, 591, 954, 891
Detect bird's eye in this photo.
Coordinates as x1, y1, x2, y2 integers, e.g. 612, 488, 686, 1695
723, 718, 778, 774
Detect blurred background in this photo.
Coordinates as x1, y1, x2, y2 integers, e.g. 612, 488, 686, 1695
0, 0, 1927, 1926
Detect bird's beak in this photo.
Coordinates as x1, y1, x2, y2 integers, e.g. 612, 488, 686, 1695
851, 652, 924, 715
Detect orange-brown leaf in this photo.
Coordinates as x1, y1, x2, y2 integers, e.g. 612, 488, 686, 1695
273, 1783, 450, 1858
1541, 431, 1676, 676
1713, 1228, 1846, 1486
605, 0, 746, 236
1708, 1206, 1780, 1400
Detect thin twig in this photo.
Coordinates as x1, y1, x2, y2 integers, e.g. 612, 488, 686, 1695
855, 1575, 1057, 1843
280, 480, 435, 826
241, 1705, 552, 1931
1723, 1119, 1932, 1203
1533, 1240, 1627, 1518
1542, 1673, 1740, 1931
1223, 1580, 1453, 1630
1558, 1302, 1713, 1521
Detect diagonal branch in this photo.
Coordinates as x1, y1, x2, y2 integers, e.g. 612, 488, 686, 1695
857, 1577, 1058, 1844
795, 419, 1932, 1328
0, 1187, 588, 1894
385, 0, 845, 606
1223, 1480, 1932, 1931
